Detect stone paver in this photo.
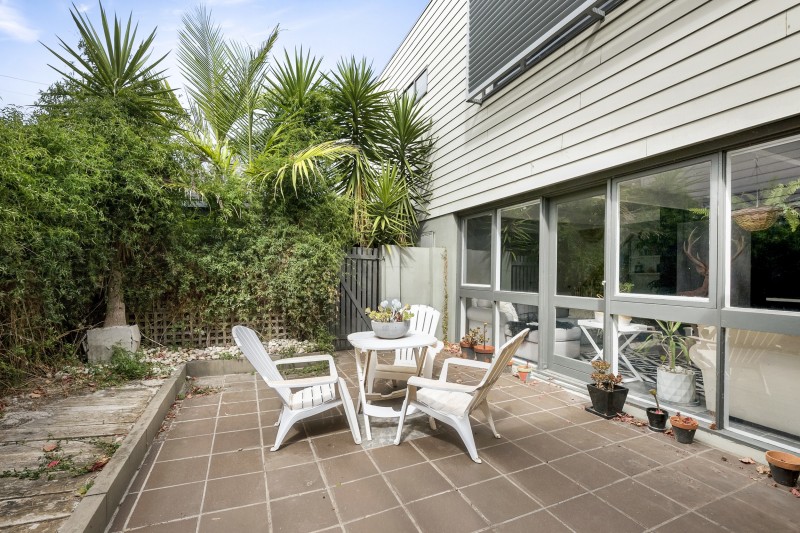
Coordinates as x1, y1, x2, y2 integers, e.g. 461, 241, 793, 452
108, 355, 800, 533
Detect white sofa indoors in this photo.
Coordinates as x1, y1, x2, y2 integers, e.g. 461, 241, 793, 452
690, 326, 800, 437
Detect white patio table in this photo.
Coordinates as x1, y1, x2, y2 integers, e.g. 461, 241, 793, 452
577, 319, 650, 383
347, 331, 437, 440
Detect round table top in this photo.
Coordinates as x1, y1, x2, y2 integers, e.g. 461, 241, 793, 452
347, 331, 437, 351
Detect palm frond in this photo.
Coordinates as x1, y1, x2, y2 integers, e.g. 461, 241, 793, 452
42, 1, 174, 117
270, 141, 358, 194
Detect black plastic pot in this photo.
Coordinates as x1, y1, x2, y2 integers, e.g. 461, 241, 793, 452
765, 451, 800, 487
768, 463, 800, 487
585, 384, 629, 419
646, 407, 669, 432
672, 425, 696, 444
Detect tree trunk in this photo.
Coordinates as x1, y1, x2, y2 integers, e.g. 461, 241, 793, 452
103, 260, 127, 327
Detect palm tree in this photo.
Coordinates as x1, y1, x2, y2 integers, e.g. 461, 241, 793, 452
43, 1, 176, 119
379, 92, 434, 213
176, 7, 355, 211
44, 2, 179, 327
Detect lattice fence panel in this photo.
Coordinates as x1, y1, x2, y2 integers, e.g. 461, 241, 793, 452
130, 308, 288, 348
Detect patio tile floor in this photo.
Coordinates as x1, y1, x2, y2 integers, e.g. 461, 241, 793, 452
108, 353, 800, 533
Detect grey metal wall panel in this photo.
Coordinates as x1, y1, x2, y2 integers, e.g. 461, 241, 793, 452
468, 0, 623, 101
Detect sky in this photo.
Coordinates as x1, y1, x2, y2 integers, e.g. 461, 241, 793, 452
0, 0, 429, 108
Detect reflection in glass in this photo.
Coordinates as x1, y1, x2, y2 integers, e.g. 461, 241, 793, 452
622, 319, 712, 418
556, 195, 605, 296
724, 329, 800, 445
553, 307, 589, 359
464, 215, 491, 285
500, 203, 540, 292
498, 301, 538, 365
729, 139, 800, 311
618, 162, 711, 297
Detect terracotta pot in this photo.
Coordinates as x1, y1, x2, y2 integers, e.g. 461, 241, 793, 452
474, 345, 494, 362
517, 367, 531, 382
765, 451, 800, 487
459, 341, 475, 359
669, 415, 698, 444
669, 415, 698, 430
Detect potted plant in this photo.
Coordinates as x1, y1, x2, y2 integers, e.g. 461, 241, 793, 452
732, 178, 800, 232
459, 326, 481, 359
646, 389, 669, 432
764, 450, 800, 487
669, 412, 698, 444
517, 365, 532, 382
639, 320, 696, 405
365, 299, 414, 339
585, 360, 628, 419
442, 341, 463, 358
473, 322, 494, 362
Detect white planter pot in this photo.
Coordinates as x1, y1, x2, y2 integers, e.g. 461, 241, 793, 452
618, 315, 633, 327
656, 365, 696, 405
371, 320, 410, 339
594, 311, 604, 322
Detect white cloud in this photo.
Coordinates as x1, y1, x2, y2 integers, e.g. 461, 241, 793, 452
0, 1, 39, 42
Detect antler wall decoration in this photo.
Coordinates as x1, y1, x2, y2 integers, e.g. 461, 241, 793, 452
678, 227, 746, 297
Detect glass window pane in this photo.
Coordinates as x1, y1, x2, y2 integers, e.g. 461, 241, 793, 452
622, 319, 714, 419
730, 140, 800, 311
726, 329, 800, 447
500, 203, 540, 292
414, 70, 428, 98
464, 298, 494, 360
618, 162, 711, 297
556, 194, 605, 296
464, 215, 492, 285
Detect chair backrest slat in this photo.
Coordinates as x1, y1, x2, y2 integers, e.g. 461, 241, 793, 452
398, 305, 441, 363
468, 328, 529, 413
232, 325, 291, 404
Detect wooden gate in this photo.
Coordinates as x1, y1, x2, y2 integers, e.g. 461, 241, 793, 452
334, 247, 380, 350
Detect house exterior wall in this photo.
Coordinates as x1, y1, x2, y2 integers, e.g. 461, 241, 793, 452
381, 0, 800, 218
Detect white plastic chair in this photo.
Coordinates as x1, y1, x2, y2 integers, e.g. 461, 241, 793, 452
370, 304, 442, 389
232, 325, 361, 451
393, 328, 529, 463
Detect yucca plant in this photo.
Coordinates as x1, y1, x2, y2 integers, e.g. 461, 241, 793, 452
43, 1, 177, 119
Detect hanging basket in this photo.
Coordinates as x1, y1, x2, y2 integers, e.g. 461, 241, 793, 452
732, 206, 779, 232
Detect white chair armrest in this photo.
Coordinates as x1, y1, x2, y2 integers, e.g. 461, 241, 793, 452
266, 375, 339, 389
407, 375, 477, 393
441, 357, 490, 379
274, 354, 335, 366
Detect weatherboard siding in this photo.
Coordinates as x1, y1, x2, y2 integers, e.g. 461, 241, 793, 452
380, 0, 800, 218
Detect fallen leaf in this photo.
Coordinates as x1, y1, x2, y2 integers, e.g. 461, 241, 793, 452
42, 443, 58, 453
709, 423, 717, 430
791, 488, 800, 498
739, 457, 756, 464
89, 456, 110, 472
46, 460, 60, 468
756, 465, 770, 475
721, 456, 728, 462
29, 393, 42, 399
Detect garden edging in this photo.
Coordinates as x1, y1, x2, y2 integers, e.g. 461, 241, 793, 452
59, 365, 187, 533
